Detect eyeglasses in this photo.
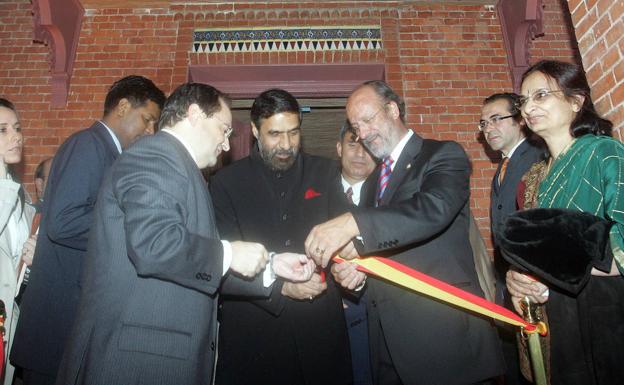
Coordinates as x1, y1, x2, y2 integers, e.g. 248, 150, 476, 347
211, 114, 233, 139
516, 89, 564, 109
350, 103, 389, 135
478, 114, 516, 132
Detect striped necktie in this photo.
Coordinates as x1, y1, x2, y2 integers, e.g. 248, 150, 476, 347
377, 157, 394, 204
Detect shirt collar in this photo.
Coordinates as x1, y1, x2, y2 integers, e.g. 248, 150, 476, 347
504, 137, 526, 158
162, 129, 198, 164
341, 175, 365, 206
99, 120, 123, 154
387, 129, 413, 171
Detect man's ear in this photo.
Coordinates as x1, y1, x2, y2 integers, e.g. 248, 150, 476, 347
387, 101, 400, 120
116, 98, 130, 117
251, 122, 259, 140
336, 141, 343, 158
187, 104, 202, 126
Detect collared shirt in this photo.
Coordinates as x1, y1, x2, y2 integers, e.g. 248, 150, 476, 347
161, 129, 232, 276
388, 129, 414, 171
503, 137, 526, 159
100, 120, 122, 154
341, 176, 365, 206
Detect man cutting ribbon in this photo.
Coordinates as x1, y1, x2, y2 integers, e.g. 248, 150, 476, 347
305, 80, 505, 385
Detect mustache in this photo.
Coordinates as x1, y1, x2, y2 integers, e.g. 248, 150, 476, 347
271, 148, 296, 157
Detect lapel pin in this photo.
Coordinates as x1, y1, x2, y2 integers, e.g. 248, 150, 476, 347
406, 163, 411, 170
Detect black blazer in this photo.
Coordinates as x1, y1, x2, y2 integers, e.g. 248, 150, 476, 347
353, 134, 505, 385
11, 121, 119, 376
490, 139, 545, 303
210, 151, 352, 385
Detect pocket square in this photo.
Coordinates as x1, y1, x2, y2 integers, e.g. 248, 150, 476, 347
304, 188, 321, 199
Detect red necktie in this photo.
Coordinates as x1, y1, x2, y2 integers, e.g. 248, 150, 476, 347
377, 157, 394, 204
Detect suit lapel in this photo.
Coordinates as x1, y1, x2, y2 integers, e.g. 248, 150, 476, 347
92, 121, 121, 160
379, 133, 422, 206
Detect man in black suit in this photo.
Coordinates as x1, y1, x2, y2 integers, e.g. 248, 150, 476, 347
337, 121, 376, 385
54, 83, 313, 385
306, 80, 505, 385
210, 89, 352, 385
11, 75, 166, 385
480, 93, 545, 385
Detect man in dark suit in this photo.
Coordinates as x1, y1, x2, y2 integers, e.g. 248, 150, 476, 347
306, 80, 505, 385
210, 89, 352, 385
10, 75, 166, 385
336, 121, 376, 385
480, 93, 545, 385
54, 83, 314, 385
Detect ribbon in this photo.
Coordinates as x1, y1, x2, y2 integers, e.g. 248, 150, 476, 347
333, 256, 536, 332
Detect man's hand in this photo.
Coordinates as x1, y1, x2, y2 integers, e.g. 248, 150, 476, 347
331, 261, 366, 290
229, 241, 269, 278
305, 212, 360, 268
20, 235, 37, 267
271, 252, 316, 282
281, 273, 327, 301
337, 241, 359, 260
506, 269, 549, 314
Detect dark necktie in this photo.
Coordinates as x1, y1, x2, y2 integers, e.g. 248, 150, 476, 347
498, 157, 509, 186
377, 157, 394, 204
346, 186, 354, 205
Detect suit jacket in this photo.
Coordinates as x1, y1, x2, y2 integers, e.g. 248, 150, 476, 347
490, 139, 544, 304
11, 121, 119, 376
353, 134, 504, 385
55, 132, 246, 385
210, 150, 353, 385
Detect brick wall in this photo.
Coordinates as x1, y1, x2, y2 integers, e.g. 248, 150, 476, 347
568, 0, 624, 138
0, 0, 594, 250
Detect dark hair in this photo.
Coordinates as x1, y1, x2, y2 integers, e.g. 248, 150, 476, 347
521, 60, 612, 137
483, 93, 523, 124
338, 120, 356, 141
0, 97, 16, 112
0, 97, 25, 210
35, 157, 52, 180
103, 75, 166, 118
361, 80, 406, 123
158, 83, 231, 130
250, 89, 301, 129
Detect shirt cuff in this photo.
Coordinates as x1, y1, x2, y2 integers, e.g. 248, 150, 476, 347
221, 240, 232, 276
263, 252, 276, 287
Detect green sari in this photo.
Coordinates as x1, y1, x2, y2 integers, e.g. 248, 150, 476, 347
524, 134, 624, 385
538, 134, 624, 272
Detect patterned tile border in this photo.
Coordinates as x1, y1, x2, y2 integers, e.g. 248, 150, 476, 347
192, 26, 382, 53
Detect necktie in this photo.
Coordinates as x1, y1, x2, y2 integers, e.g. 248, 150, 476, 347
377, 157, 394, 204
498, 157, 509, 186
346, 186, 354, 205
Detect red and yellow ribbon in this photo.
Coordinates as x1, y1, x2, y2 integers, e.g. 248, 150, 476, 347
333, 256, 537, 332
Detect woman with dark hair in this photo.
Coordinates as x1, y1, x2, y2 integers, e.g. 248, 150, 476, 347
1, 98, 35, 385
505, 60, 624, 385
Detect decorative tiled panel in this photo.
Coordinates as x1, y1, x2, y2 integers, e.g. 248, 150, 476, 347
192, 26, 382, 53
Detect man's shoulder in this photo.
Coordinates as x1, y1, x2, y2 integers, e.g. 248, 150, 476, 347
55, 122, 110, 160
211, 156, 253, 183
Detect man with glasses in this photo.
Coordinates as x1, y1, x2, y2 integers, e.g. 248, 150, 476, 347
210, 88, 352, 385
55, 83, 314, 385
480, 93, 545, 385
306, 80, 504, 384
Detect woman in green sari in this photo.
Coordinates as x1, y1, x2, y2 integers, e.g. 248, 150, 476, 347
506, 60, 624, 385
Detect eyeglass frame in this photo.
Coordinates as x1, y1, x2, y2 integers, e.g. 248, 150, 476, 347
516, 89, 564, 109
478, 114, 517, 132
350, 102, 390, 136
209, 113, 234, 139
